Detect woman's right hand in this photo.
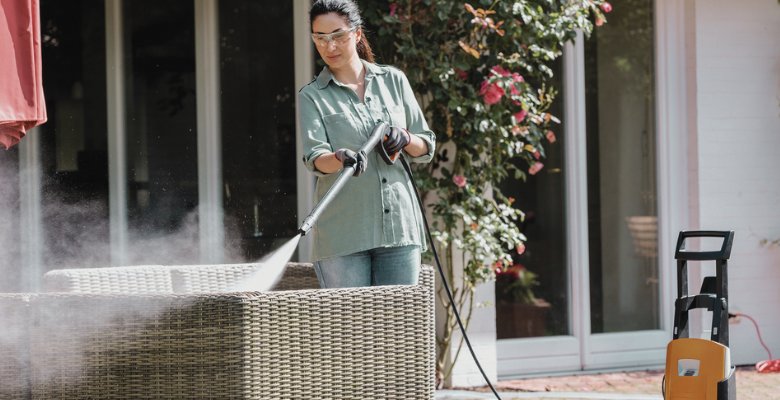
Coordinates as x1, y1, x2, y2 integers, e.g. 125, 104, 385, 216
335, 148, 367, 177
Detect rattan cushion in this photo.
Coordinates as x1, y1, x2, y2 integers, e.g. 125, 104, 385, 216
42, 265, 172, 294
170, 262, 320, 293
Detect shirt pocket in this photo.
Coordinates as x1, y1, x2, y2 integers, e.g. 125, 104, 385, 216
386, 104, 407, 129
323, 112, 364, 150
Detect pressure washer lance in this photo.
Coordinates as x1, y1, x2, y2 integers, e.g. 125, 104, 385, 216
298, 121, 390, 236
297, 122, 503, 399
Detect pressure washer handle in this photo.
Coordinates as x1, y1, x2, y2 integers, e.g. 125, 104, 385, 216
298, 122, 390, 236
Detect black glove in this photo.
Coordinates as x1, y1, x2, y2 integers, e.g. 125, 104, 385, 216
334, 148, 367, 177
382, 126, 411, 155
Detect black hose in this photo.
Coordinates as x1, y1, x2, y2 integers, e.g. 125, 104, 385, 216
400, 156, 503, 400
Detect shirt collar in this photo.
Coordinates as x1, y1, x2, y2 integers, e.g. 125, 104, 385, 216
315, 59, 386, 90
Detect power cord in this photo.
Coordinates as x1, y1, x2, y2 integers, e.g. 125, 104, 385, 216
401, 157, 503, 399
730, 312, 780, 373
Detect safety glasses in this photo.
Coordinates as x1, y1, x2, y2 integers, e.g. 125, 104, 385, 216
311, 27, 357, 47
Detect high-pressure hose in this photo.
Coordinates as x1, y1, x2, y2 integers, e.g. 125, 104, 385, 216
400, 156, 503, 400
297, 122, 502, 399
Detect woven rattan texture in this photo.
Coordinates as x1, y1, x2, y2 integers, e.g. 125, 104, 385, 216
28, 293, 251, 399
15, 264, 435, 399
171, 262, 320, 293
42, 265, 172, 294
0, 294, 32, 400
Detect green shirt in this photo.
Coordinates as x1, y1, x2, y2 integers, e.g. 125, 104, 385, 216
298, 60, 436, 260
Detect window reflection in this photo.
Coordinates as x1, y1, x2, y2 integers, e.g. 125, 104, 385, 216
39, 0, 110, 270
586, 0, 658, 333
497, 58, 568, 339
219, 0, 297, 261
124, 0, 199, 264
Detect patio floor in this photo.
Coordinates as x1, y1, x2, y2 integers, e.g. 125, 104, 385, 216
436, 366, 779, 399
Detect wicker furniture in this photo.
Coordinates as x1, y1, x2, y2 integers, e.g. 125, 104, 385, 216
1, 263, 435, 400
0, 294, 31, 400
41, 262, 321, 294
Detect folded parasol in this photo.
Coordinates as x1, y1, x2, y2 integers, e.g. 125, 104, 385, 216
0, 0, 47, 150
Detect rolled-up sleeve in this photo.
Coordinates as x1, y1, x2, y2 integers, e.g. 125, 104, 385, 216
399, 72, 436, 164
298, 91, 332, 176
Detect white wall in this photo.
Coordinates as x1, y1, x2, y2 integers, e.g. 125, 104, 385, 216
439, 246, 498, 388
444, 280, 497, 387
693, 0, 780, 365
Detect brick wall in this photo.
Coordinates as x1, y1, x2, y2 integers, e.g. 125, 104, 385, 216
693, 0, 780, 365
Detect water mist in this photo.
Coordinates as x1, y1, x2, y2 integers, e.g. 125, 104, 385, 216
0, 153, 301, 394
231, 233, 302, 291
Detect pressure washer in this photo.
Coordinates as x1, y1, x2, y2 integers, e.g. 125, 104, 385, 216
663, 230, 736, 399
297, 122, 504, 399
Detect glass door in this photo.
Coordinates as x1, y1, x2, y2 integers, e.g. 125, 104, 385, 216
38, 0, 110, 270
121, 0, 200, 265
498, 0, 664, 377
219, 0, 298, 262
586, 0, 658, 335
497, 57, 582, 377
583, 0, 666, 370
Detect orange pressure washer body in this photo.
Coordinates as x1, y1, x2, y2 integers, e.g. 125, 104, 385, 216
663, 231, 736, 400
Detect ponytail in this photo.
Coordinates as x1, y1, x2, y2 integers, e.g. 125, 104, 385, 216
356, 31, 375, 63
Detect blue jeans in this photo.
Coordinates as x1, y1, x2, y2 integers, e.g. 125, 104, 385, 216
314, 245, 421, 288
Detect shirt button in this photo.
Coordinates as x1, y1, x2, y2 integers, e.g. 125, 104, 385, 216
384, 209, 390, 214
382, 178, 387, 183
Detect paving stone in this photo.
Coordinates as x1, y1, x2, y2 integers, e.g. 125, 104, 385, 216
446, 366, 780, 399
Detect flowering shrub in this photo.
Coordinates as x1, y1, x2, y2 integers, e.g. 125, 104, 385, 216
364, 0, 610, 384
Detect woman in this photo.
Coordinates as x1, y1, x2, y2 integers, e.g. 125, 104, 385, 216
299, 0, 436, 288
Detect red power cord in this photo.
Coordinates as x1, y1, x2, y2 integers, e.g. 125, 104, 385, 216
731, 312, 780, 373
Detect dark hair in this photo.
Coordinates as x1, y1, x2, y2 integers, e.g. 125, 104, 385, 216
309, 0, 375, 63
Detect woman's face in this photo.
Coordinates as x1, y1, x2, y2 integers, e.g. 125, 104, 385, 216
311, 13, 361, 70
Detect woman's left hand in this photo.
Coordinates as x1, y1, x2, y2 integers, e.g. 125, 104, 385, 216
383, 126, 411, 155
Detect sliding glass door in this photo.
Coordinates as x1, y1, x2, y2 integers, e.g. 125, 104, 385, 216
14, 0, 301, 283
498, 0, 664, 376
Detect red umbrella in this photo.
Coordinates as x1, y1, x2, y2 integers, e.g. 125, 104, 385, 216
0, 0, 47, 150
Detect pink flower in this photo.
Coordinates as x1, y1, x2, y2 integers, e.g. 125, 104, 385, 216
453, 174, 467, 188
479, 80, 504, 105
546, 130, 557, 143
514, 109, 527, 123
595, 16, 605, 27
509, 73, 524, 95
600, 2, 613, 13
493, 261, 504, 273
389, 3, 398, 16
491, 65, 510, 77
516, 243, 526, 256
529, 162, 544, 175
533, 150, 541, 160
